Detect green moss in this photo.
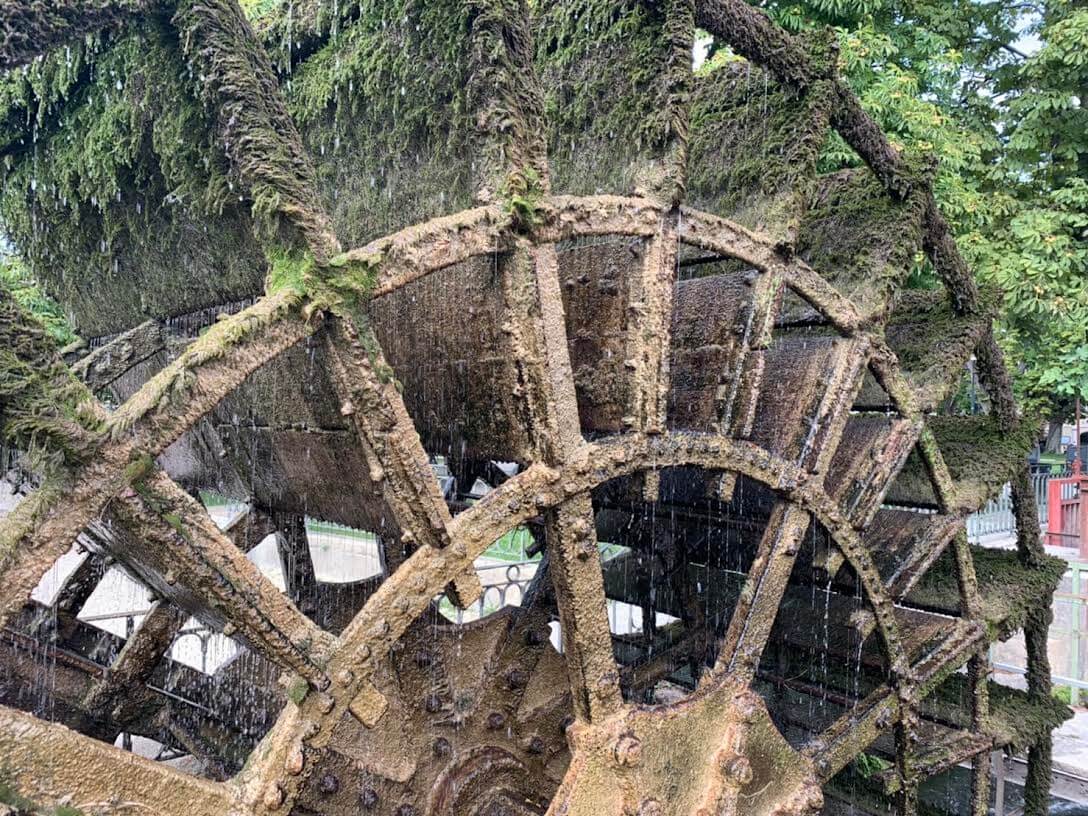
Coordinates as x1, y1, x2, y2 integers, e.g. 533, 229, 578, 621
123, 452, 154, 484
265, 247, 314, 297
688, 52, 834, 244
906, 545, 1066, 640
535, 0, 691, 196
500, 165, 544, 231
287, 676, 310, 706
0, 287, 101, 471
0, 20, 265, 337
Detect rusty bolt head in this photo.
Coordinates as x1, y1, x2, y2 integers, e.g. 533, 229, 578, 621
722, 755, 753, 787
414, 650, 433, 668
284, 747, 304, 775
613, 734, 643, 768
487, 711, 506, 730
424, 694, 442, 713
433, 737, 452, 758
506, 668, 529, 689
733, 692, 760, 723
359, 788, 379, 810
262, 783, 285, 810
318, 774, 340, 796
335, 669, 354, 687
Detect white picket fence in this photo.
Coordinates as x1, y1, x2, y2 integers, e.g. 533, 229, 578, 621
965, 471, 1054, 542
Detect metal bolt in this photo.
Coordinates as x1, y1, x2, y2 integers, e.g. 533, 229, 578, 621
733, 692, 760, 723
722, 755, 753, 786
613, 734, 642, 768
506, 668, 529, 689
318, 774, 340, 796
262, 783, 285, 810
359, 788, 379, 810
284, 747, 304, 775
335, 668, 354, 687
433, 737, 451, 758
486, 711, 506, 730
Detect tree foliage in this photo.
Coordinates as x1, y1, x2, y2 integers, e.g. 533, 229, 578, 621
731, 0, 1088, 416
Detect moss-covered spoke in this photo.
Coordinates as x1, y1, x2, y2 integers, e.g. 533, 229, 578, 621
0, 0, 161, 70
0, 289, 311, 627
172, 0, 339, 260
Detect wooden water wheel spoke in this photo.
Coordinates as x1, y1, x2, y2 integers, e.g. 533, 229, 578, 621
0, 291, 312, 627
625, 213, 680, 436
0, 1, 1067, 814
108, 471, 334, 685
79, 600, 188, 722
323, 315, 454, 553
545, 494, 625, 722
0, 704, 235, 815
709, 501, 809, 684
805, 686, 900, 781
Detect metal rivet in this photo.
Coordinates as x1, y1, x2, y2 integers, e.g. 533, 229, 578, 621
262, 783, 285, 810
506, 668, 528, 689
613, 734, 642, 768
284, 747, 304, 775
359, 788, 379, 810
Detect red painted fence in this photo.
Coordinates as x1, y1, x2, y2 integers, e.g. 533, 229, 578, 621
1046, 468, 1088, 557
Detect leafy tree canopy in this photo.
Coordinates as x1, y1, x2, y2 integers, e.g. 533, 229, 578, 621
705, 0, 1088, 417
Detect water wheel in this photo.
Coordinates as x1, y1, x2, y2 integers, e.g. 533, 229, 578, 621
0, 2, 1068, 816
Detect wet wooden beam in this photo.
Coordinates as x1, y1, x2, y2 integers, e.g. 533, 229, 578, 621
710, 502, 809, 684
624, 213, 679, 435
107, 470, 333, 686
323, 315, 453, 553
71, 320, 164, 392
0, 291, 314, 629
79, 600, 187, 726
0, 704, 233, 816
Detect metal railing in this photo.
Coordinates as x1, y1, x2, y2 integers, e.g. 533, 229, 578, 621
966, 470, 1057, 542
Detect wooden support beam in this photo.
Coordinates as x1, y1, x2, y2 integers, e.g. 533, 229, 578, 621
107, 471, 333, 686
323, 315, 453, 554
0, 704, 234, 816
710, 502, 809, 685
80, 600, 187, 726
71, 320, 164, 392
0, 292, 313, 628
